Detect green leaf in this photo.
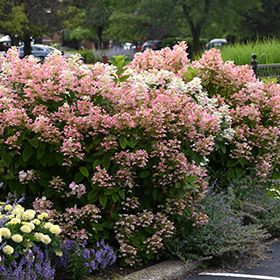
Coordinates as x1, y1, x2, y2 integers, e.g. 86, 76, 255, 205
79, 166, 89, 177
119, 136, 127, 149
152, 189, 158, 200
74, 172, 84, 183
47, 153, 56, 167
227, 169, 236, 180
139, 170, 151, 178
93, 159, 102, 169
2, 153, 12, 167
37, 144, 46, 160
88, 188, 99, 200
94, 134, 102, 145
175, 182, 182, 188
40, 156, 48, 167
186, 183, 198, 191
102, 156, 110, 170
92, 150, 105, 157
220, 144, 226, 154
55, 153, 64, 166
235, 167, 243, 177
273, 170, 280, 180
226, 158, 235, 168
128, 136, 138, 148
118, 189, 125, 200
16, 184, 26, 196
112, 193, 119, 202
94, 224, 103, 231
4, 171, 14, 180
22, 146, 33, 162
184, 176, 197, 183
28, 138, 39, 148
8, 181, 18, 193
99, 195, 107, 207
45, 188, 55, 198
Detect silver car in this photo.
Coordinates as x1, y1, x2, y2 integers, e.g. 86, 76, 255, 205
19, 44, 56, 62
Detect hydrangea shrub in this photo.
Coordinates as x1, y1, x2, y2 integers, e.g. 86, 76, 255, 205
1, 42, 277, 265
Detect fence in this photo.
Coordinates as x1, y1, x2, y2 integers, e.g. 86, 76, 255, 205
251, 53, 280, 79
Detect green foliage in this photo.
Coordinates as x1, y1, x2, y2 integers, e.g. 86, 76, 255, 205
77, 49, 96, 63
162, 185, 271, 266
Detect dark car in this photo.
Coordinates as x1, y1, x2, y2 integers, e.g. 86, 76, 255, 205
19, 44, 55, 62
206, 38, 227, 49
141, 40, 163, 52
0, 35, 11, 52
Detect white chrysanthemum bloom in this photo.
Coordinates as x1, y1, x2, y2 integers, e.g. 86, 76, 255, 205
7, 218, 21, 225
22, 210, 36, 220
43, 222, 53, 229
0, 228, 11, 239
34, 232, 44, 242
31, 219, 40, 226
49, 225, 61, 235
11, 234, 23, 243
12, 206, 25, 216
20, 225, 32, 234
4, 204, 12, 211
37, 212, 48, 220
2, 245, 14, 255
25, 222, 35, 230
41, 235, 52, 244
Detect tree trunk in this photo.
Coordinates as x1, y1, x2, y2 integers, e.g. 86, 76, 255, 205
96, 25, 103, 50
192, 27, 202, 55
23, 33, 32, 57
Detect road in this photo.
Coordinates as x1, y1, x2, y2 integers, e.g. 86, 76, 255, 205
183, 241, 280, 280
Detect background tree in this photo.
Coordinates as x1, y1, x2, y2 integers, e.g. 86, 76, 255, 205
109, 0, 185, 45
177, 0, 262, 54
74, 0, 113, 50
0, 0, 77, 56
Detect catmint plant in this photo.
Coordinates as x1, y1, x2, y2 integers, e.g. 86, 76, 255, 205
55, 239, 116, 280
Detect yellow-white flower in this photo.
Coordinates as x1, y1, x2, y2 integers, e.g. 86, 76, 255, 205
41, 234, 51, 244
55, 249, 63, 257
34, 232, 44, 242
37, 212, 48, 220
22, 210, 36, 220
6, 217, 21, 225
31, 219, 40, 225
11, 234, 23, 243
25, 222, 35, 230
4, 204, 12, 211
20, 225, 32, 233
2, 245, 14, 255
49, 225, 61, 235
0, 227, 11, 239
12, 207, 24, 216
43, 222, 53, 229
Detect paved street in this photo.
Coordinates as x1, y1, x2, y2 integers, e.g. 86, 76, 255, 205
184, 242, 280, 280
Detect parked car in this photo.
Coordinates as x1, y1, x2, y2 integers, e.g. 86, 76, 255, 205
18, 44, 57, 62
141, 40, 163, 52
206, 38, 227, 49
0, 35, 11, 52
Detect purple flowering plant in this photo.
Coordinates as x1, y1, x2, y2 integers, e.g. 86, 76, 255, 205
54, 239, 116, 280
0, 246, 55, 280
